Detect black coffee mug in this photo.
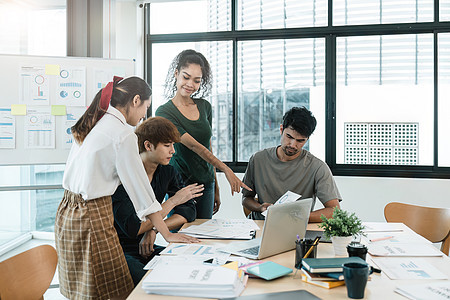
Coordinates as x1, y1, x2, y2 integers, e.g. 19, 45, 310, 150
343, 262, 370, 299
347, 243, 368, 261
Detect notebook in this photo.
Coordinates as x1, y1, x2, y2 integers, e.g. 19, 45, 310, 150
218, 199, 312, 259
302, 256, 367, 273
246, 261, 292, 280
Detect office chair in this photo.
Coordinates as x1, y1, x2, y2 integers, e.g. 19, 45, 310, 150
0, 244, 58, 300
384, 202, 450, 255
243, 206, 251, 218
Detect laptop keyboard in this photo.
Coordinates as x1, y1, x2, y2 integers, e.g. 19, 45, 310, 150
238, 245, 260, 256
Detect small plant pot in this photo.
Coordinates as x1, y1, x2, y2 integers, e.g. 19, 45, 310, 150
331, 236, 353, 256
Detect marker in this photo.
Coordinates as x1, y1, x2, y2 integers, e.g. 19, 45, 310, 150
371, 266, 382, 273
296, 235, 300, 242
370, 235, 394, 242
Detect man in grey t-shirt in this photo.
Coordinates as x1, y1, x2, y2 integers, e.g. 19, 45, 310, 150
242, 107, 341, 222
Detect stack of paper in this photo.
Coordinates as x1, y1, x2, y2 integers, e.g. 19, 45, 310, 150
180, 219, 260, 239
142, 262, 248, 298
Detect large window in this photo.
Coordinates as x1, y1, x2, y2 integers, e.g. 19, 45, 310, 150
146, 0, 450, 178
0, 1, 67, 250
336, 34, 434, 166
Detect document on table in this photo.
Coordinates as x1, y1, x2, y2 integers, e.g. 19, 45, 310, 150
364, 232, 431, 244
144, 255, 209, 270
368, 243, 444, 257
142, 263, 247, 298
363, 222, 404, 232
159, 243, 230, 258
180, 219, 260, 239
395, 282, 450, 300
261, 191, 301, 217
372, 257, 448, 280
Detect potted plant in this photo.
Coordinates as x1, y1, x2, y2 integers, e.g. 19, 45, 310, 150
318, 207, 365, 256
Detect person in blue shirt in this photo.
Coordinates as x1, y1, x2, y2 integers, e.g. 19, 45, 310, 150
112, 116, 204, 286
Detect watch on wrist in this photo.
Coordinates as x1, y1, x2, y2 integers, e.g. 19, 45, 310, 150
152, 227, 158, 234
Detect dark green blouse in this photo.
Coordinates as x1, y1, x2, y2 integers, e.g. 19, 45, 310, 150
155, 99, 214, 184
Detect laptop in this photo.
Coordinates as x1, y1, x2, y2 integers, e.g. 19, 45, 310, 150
218, 198, 313, 260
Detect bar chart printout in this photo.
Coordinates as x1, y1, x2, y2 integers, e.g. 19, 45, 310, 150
24, 107, 55, 149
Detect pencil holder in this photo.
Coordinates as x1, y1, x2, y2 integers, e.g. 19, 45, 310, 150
294, 239, 318, 269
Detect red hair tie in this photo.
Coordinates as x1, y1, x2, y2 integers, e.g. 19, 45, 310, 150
100, 76, 124, 111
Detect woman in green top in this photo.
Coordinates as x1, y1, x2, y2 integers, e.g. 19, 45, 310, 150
156, 49, 251, 219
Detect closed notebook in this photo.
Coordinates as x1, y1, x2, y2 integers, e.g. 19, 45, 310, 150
302, 257, 367, 273
246, 261, 292, 280
301, 274, 346, 289
301, 268, 343, 281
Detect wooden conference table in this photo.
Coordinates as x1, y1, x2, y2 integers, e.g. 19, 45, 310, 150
127, 220, 450, 299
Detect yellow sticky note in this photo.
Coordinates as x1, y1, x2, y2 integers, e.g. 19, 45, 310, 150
11, 104, 26, 115
51, 105, 66, 116
45, 64, 60, 75
222, 261, 239, 271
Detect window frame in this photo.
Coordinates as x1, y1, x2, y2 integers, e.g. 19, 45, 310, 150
144, 0, 450, 178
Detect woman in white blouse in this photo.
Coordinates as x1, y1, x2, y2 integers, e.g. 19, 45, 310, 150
55, 76, 198, 300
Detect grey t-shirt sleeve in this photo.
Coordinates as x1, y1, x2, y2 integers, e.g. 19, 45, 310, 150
314, 161, 342, 205
242, 154, 257, 199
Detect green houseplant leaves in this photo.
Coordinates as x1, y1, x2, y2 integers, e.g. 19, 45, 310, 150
318, 207, 365, 239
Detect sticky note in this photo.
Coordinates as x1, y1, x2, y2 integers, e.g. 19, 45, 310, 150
51, 105, 66, 116
222, 261, 239, 271
11, 104, 26, 115
45, 64, 60, 75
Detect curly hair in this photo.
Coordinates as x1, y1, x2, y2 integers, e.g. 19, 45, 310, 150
163, 49, 212, 99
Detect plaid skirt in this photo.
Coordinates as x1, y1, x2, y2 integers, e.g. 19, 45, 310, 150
55, 190, 134, 300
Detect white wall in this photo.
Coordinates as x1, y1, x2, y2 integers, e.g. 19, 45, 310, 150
214, 173, 450, 221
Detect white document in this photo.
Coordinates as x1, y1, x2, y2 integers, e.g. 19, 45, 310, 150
160, 243, 224, 257
368, 243, 444, 257
180, 219, 259, 239
261, 190, 301, 217
24, 106, 55, 149
364, 232, 431, 244
395, 282, 450, 300
373, 258, 448, 280
144, 255, 209, 270
363, 222, 404, 232
20, 66, 50, 105
0, 108, 15, 149
55, 66, 86, 106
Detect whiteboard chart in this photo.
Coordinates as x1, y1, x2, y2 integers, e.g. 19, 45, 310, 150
0, 54, 135, 165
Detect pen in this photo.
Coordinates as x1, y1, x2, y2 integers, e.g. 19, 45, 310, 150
296, 235, 300, 242
303, 236, 321, 259
370, 235, 394, 242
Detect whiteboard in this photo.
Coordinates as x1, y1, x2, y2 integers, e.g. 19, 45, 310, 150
0, 54, 135, 165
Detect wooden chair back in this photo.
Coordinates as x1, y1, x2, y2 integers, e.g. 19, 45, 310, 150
0, 244, 58, 300
384, 202, 450, 255
243, 206, 251, 218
